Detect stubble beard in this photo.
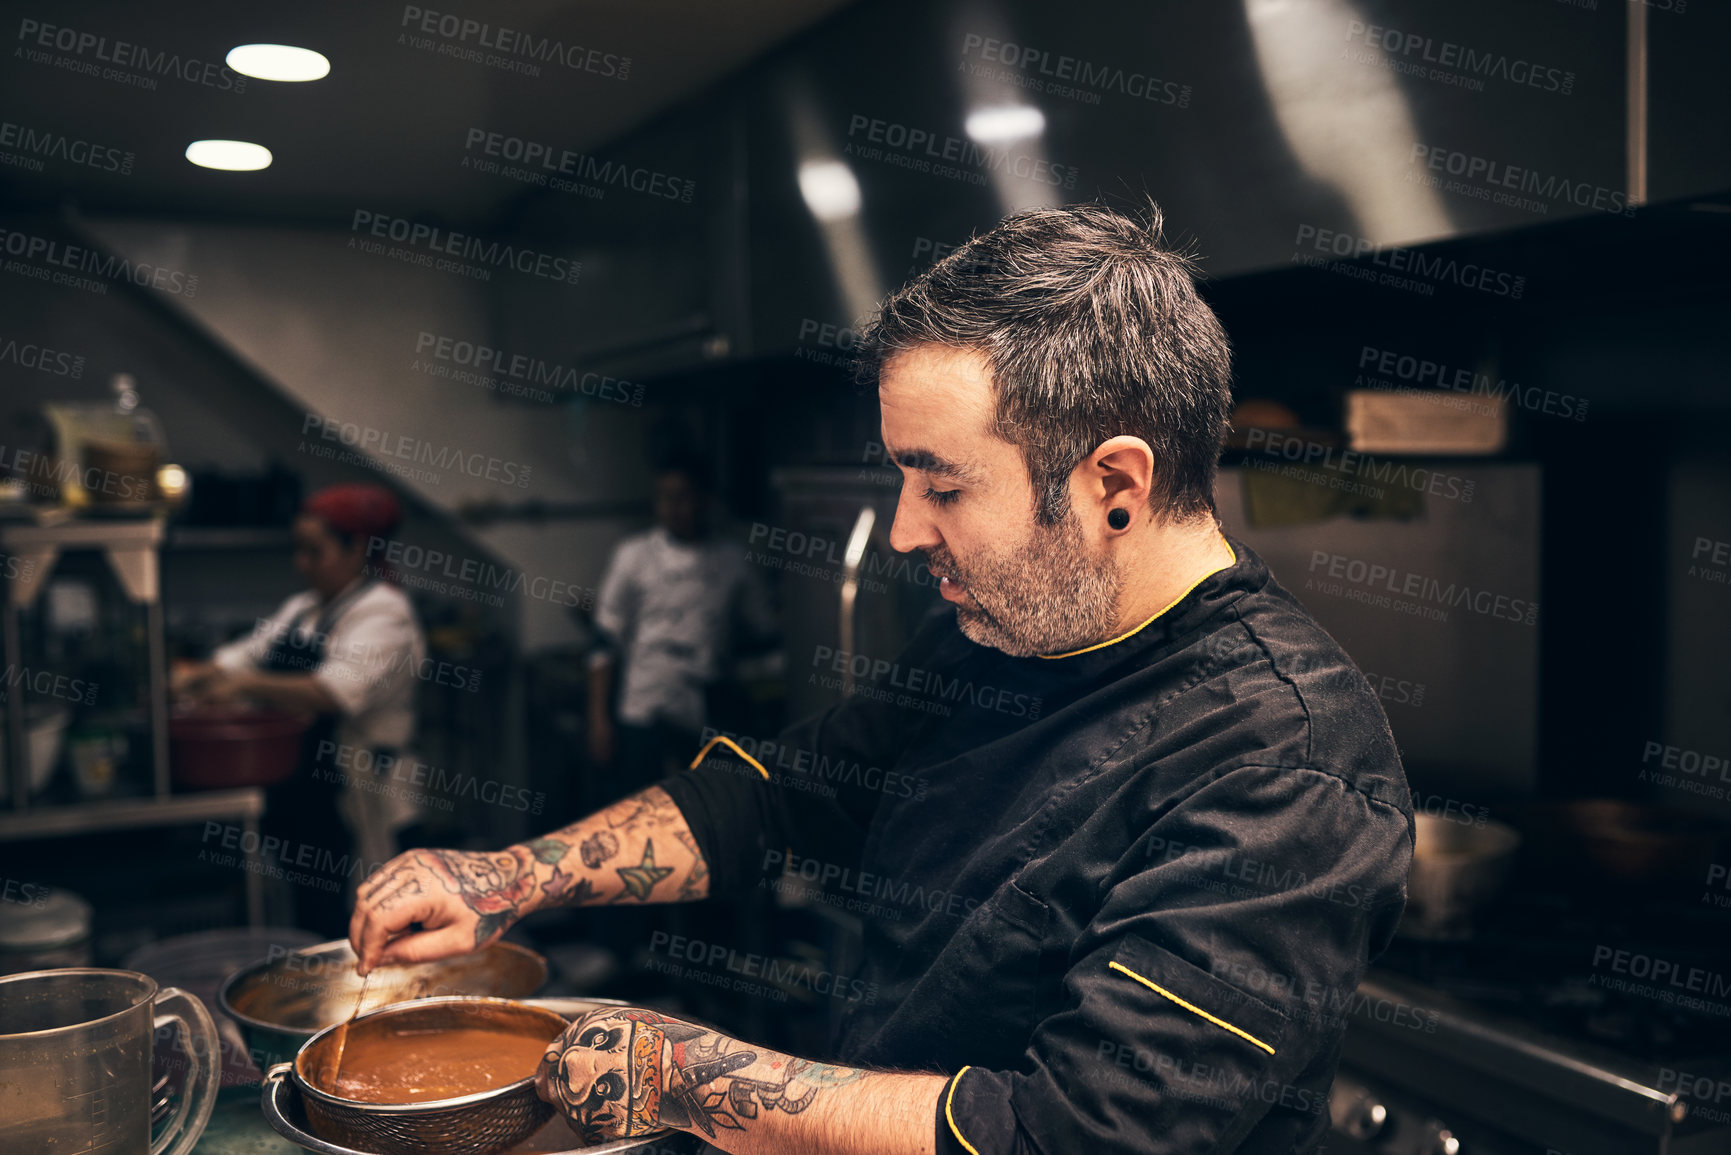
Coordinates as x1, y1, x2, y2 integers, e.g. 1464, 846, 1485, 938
930, 508, 1123, 657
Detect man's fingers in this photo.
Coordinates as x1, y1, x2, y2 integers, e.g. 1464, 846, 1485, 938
354, 887, 444, 974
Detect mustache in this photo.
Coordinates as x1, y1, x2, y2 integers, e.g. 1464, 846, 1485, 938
923, 548, 962, 582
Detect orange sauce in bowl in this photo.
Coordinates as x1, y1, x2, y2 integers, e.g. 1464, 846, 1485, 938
312, 1024, 554, 1103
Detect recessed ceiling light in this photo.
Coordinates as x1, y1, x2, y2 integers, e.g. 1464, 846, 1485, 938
186, 140, 273, 171
797, 159, 861, 222
965, 105, 1045, 144
226, 44, 330, 82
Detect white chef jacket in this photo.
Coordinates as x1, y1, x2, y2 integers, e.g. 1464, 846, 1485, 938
590, 526, 774, 732
212, 579, 427, 864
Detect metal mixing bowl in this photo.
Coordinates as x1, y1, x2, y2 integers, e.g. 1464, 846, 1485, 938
220, 939, 546, 1072
270, 996, 569, 1155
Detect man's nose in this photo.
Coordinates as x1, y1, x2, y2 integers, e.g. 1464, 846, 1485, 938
888, 486, 940, 555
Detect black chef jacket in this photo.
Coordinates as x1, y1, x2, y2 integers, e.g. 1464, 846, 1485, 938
659, 536, 1414, 1155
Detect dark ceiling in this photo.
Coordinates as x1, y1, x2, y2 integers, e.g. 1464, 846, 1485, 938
0, 0, 857, 227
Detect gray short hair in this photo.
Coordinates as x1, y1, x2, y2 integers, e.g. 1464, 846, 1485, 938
859, 201, 1233, 524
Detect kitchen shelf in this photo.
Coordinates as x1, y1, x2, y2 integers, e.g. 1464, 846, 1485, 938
166, 526, 294, 550
0, 790, 268, 928
0, 788, 263, 840
1, 516, 170, 805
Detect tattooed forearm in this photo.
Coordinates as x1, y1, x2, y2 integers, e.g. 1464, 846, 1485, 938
535, 1007, 934, 1155
506, 786, 710, 914
353, 789, 709, 970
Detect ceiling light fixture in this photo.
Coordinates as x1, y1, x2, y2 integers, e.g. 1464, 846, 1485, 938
226, 44, 330, 82
964, 105, 1045, 144
185, 140, 273, 171
798, 159, 862, 222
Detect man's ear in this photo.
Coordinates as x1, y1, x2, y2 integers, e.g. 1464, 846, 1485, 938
1082, 436, 1156, 526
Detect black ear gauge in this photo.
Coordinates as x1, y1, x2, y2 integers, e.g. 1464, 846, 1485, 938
1107, 508, 1130, 530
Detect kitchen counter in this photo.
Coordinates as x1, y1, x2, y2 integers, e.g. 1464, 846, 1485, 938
190, 1085, 300, 1154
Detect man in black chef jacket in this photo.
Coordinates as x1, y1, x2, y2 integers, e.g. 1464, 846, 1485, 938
350, 201, 1413, 1155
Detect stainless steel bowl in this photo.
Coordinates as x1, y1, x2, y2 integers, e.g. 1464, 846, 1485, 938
220, 939, 547, 1072
260, 997, 678, 1155
274, 996, 567, 1155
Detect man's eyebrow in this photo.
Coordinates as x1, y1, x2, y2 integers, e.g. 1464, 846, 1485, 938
889, 447, 979, 482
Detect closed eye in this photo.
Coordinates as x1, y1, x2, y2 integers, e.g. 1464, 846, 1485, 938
922, 486, 960, 507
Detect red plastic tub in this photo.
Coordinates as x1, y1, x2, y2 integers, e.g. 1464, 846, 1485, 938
169, 708, 311, 790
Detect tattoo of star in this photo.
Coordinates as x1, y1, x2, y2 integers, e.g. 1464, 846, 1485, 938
613, 840, 675, 902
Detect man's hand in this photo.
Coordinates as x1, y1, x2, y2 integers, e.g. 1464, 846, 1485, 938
348, 847, 539, 973
535, 1005, 941, 1155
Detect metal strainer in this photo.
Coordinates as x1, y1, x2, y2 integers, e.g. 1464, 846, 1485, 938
269, 996, 570, 1155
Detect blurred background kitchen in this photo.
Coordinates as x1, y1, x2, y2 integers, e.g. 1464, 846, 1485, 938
1, 1, 1728, 1151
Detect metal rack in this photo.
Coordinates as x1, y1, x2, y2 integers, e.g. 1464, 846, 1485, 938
0, 516, 264, 925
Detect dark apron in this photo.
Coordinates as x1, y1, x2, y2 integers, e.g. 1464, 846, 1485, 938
258, 580, 378, 937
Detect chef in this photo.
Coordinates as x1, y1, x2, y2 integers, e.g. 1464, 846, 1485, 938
176, 483, 426, 936
587, 445, 776, 795
349, 202, 1413, 1155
